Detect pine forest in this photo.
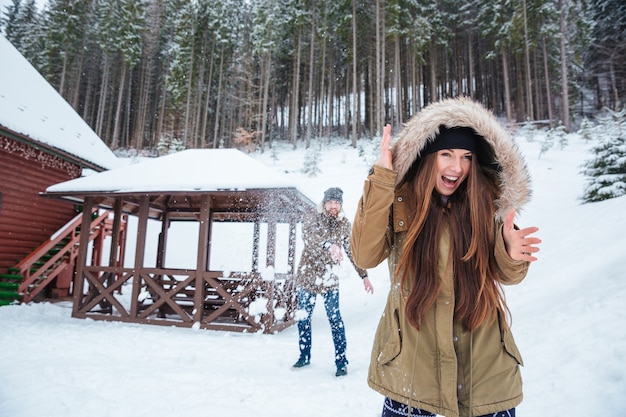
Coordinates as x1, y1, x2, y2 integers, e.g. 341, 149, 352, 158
1, 0, 625, 153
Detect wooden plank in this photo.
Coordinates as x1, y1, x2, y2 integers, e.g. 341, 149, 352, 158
130, 196, 149, 318
195, 195, 210, 323
138, 272, 195, 321
77, 269, 129, 316
72, 199, 93, 317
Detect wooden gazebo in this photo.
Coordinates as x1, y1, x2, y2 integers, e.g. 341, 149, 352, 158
44, 149, 314, 334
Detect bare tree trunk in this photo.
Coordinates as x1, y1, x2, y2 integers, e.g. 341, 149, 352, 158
289, 29, 302, 148
375, 0, 382, 134
184, 34, 196, 143
132, 61, 148, 149
200, 41, 216, 148
123, 73, 132, 148
502, 48, 513, 124
71, 49, 85, 111
192, 40, 209, 148
351, 0, 358, 147
59, 52, 68, 96
212, 46, 225, 148
558, 0, 571, 132
609, 63, 620, 110
468, 32, 475, 97
367, 54, 374, 135
133, 0, 162, 150
95, 55, 111, 140
318, 21, 327, 141
157, 70, 168, 148
132, 53, 155, 150
542, 36, 554, 128
394, 33, 402, 127
409, 47, 422, 114
345, 69, 350, 139
522, 0, 534, 121
326, 44, 334, 138
82, 58, 96, 124
260, 50, 272, 151
429, 42, 437, 103
305, 0, 316, 148
111, 60, 128, 149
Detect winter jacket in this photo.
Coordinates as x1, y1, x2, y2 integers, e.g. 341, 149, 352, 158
297, 203, 367, 295
351, 97, 532, 417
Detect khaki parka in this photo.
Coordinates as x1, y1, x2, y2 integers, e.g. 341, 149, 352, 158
297, 203, 367, 295
351, 97, 533, 417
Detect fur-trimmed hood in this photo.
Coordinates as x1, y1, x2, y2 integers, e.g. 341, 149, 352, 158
391, 97, 531, 221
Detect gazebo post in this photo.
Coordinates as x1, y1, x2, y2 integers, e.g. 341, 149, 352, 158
108, 199, 123, 287
266, 219, 277, 268
156, 213, 170, 269
252, 221, 260, 272
195, 195, 211, 323
130, 196, 149, 318
288, 220, 297, 274
107, 199, 123, 266
72, 197, 94, 317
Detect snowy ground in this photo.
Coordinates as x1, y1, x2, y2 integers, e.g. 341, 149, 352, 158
1, 131, 625, 417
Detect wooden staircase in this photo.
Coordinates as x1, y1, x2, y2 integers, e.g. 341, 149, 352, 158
0, 210, 123, 305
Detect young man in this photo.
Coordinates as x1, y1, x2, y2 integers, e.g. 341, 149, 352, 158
292, 187, 374, 377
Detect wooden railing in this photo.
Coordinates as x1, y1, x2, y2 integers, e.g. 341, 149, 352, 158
16, 210, 116, 303
74, 267, 297, 333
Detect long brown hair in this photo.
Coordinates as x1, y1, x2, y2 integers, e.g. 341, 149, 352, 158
395, 152, 510, 332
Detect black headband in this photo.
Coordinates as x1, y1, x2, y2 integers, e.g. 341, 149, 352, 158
422, 126, 480, 155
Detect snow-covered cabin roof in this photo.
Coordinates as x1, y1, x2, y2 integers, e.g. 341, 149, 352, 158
45, 149, 296, 194
0, 35, 120, 171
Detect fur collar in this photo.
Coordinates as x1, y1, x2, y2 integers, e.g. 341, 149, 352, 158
391, 97, 531, 222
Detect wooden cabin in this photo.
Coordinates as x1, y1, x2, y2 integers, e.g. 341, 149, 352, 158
0, 35, 120, 305
43, 149, 315, 334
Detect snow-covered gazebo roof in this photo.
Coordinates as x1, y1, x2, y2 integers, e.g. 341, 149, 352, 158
44, 149, 314, 220
47, 149, 294, 193
0, 35, 119, 171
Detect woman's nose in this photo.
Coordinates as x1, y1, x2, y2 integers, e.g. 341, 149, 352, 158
450, 157, 463, 172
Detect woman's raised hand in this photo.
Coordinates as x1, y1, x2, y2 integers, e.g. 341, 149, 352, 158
376, 124, 393, 170
502, 209, 541, 262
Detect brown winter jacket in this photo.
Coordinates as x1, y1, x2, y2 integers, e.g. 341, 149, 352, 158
351, 97, 533, 417
297, 203, 367, 294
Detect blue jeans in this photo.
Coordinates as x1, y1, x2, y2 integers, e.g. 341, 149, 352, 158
296, 288, 347, 366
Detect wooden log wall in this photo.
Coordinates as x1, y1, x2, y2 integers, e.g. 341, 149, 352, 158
0, 134, 81, 273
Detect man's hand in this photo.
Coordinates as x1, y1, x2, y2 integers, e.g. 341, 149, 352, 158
363, 277, 374, 294
329, 243, 344, 264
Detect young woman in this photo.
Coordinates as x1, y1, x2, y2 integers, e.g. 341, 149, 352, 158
351, 97, 541, 417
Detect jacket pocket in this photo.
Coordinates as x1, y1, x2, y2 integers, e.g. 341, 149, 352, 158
500, 322, 524, 366
377, 308, 402, 365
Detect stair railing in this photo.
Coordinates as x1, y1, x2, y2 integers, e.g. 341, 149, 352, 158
16, 210, 113, 303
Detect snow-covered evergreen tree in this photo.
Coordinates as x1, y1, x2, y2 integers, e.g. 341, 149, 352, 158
157, 133, 186, 156
301, 144, 322, 177
41, 0, 93, 90
581, 109, 626, 203
1, 0, 43, 68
